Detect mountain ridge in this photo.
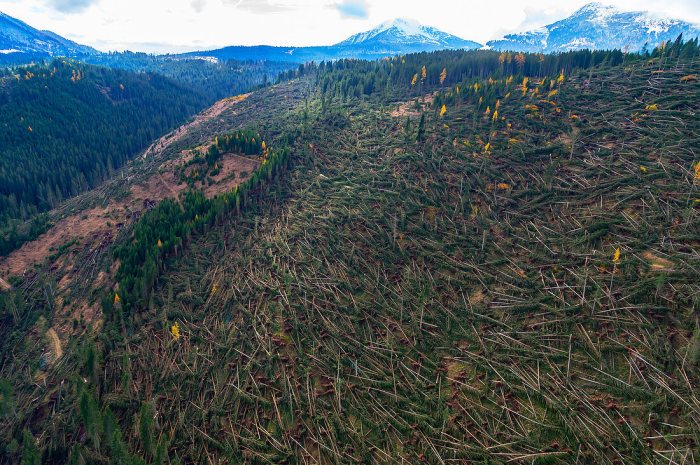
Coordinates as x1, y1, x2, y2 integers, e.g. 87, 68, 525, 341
0, 10, 96, 63
2, 4, 700, 64
182, 18, 481, 63
487, 2, 700, 52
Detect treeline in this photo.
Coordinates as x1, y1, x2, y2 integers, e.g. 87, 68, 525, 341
86, 52, 296, 102
0, 215, 51, 257
113, 140, 290, 315
0, 60, 207, 227
211, 129, 265, 156
285, 35, 700, 102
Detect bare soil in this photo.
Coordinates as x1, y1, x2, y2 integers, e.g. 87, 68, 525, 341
390, 92, 437, 118
143, 94, 250, 159
0, 95, 255, 281
45, 328, 63, 360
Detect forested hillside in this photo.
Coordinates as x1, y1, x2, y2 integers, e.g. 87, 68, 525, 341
0, 58, 285, 256
0, 60, 205, 220
86, 53, 295, 102
1, 42, 700, 464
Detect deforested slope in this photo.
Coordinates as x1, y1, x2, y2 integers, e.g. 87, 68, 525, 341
1, 45, 699, 464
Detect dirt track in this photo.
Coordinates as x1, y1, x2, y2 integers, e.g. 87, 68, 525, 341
143, 94, 250, 159
0, 94, 255, 280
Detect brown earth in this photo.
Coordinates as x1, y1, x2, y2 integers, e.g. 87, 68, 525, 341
642, 251, 674, 271
0, 152, 258, 279
143, 93, 250, 159
0, 95, 256, 281
390, 92, 437, 118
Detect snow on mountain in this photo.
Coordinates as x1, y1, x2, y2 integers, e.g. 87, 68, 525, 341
336, 18, 481, 51
186, 18, 482, 63
0, 11, 97, 63
487, 3, 700, 53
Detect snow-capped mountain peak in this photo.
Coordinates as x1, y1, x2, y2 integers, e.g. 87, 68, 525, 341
575, 2, 619, 25
0, 10, 97, 61
487, 2, 700, 53
336, 18, 480, 49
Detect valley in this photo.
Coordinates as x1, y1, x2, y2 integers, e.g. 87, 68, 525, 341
0, 81, 305, 347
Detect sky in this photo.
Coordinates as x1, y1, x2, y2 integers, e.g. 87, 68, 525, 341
1, 0, 699, 53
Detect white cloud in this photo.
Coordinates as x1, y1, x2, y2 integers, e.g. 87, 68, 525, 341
1, 0, 698, 53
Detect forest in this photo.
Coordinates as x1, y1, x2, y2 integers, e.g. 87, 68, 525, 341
279, 36, 699, 102
114, 132, 289, 315
0, 58, 291, 257
0, 60, 204, 221
85, 52, 296, 102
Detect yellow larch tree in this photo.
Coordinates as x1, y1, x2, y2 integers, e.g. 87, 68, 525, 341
521, 77, 529, 96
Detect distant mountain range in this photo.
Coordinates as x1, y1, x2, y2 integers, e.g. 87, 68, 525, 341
487, 3, 700, 53
1, 3, 699, 66
0, 11, 96, 64
180, 19, 480, 63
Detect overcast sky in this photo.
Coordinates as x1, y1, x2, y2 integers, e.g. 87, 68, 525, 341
1, 0, 699, 53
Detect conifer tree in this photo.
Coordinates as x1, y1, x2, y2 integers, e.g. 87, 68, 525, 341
20, 430, 40, 465
139, 401, 155, 459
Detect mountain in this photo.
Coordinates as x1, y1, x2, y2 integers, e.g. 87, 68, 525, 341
488, 3, 700, 53
182, 18, 481, 63
336, 18, 481, 51
0, 11, 97, 64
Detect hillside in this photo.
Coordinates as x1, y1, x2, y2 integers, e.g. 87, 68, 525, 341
0, 58, 291, 257
84, 53, 296, 102
1, 42, 700, 465
0, 11, 97, 65
0, 60, 210, 251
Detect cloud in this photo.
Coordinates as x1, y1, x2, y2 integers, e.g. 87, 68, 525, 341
44, 0, 99, 13
191, 0, 207, 12
518, 6, 571, 30
335, 0, 369, 19
221, 0, 292, 14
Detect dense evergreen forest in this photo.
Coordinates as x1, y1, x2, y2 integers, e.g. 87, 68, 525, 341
0, 60, 207, 251
279, 35, 699, 102
0, 58, 291, 257
85, 52, 295, 102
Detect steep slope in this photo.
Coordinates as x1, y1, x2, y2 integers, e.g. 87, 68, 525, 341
1, 45, 700, 464
488, 2, 700, 52
84, 52, 296, 102
0, 11, 97, 64
0, 60, 208, 251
